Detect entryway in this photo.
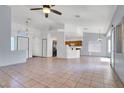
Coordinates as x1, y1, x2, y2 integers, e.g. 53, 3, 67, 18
52, 40, 57, 57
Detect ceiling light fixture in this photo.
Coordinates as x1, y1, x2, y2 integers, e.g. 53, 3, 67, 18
26, 18, 31, 32
43, 7, 51, 14
75, 15, 80, 18
97, 29, 102, 42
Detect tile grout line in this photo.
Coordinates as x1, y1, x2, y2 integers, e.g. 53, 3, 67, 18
0, 69, 25, 88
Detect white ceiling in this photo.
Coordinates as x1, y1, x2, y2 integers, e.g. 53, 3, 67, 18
11, 5, 117, 33
11, 5, 55, 31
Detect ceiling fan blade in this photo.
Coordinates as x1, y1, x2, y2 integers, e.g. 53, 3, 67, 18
51, 5, 55, 7
45, 13, 48, 18
30, 8, 43, 10
51, 9, 62, 15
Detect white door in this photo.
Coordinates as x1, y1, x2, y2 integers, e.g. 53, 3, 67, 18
18, 37, 29, 58
42, 39, 47, 57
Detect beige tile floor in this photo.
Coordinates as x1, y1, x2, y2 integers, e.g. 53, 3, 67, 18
0, 56, 123, 88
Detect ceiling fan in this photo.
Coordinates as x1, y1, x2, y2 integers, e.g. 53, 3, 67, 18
30, 5, 62, 18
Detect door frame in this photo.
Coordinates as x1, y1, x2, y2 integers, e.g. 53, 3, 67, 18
42, 39, 47, 57
17, 36, 29, 58
110, 27, 115, 69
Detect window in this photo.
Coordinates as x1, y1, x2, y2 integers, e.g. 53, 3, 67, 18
108, 39, 111, 53
88, 41, 101, 52
11, 37, 16, 51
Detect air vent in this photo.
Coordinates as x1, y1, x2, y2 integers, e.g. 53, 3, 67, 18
75, 15, 80, 18
84, 27, 88, 30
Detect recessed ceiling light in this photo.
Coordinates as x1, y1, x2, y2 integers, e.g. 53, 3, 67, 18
75, 15, 80, 18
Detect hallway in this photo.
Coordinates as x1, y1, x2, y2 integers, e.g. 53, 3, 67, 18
0, 56, 123, 88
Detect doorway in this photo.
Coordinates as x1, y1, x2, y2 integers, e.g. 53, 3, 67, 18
52, 40, 57, 57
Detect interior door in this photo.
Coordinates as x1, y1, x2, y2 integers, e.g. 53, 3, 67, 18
42, 39, 47, 57
17, 36, 29, 58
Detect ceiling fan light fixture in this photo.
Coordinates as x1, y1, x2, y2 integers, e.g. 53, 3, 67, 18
43, 7, 51, 13
30, 5, 62, 18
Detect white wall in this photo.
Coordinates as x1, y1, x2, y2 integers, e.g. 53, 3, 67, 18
64, 24, 83, 41
110, 5, 124, 83
81, 32, 107, 57
56, 32, 67, 58
35, 29, 49, 57
0, 6, 26, 66
32, 37, 42, 56
31, 28, 54, 57
11, 22, 42, 57
47, 34, 53, 57
115, 54, 124, 83
43, 30, 67, 58
41, 30, 67, 58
